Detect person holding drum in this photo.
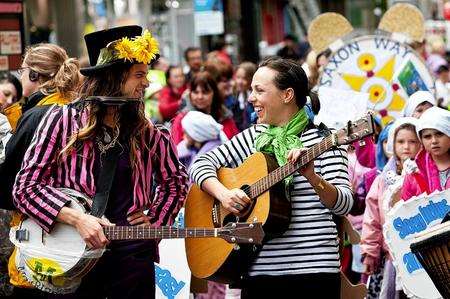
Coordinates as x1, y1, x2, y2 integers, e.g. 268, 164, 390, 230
361, 117, 422, 298
12, 26, 188, 298
401, 107, 450, 200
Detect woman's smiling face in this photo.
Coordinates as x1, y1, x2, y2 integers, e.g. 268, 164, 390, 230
249, 67, 287, 126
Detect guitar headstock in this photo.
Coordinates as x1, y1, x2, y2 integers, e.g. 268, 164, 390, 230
334, 114, 375, 146
218, 222, 264, 245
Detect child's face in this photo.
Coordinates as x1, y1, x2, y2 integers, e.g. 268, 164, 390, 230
394, 128, 421, 162
235, 68, 249, 92
412, 102, 433, 118
421, 129, 450, 157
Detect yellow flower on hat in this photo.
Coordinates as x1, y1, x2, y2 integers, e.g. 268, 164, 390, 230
96, 29, 160, 66
114, 37, 134, 62
132, 29, 159, 64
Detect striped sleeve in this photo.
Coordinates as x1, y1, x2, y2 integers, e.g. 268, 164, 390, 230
189, 125, 266, 188
12, 105, 72, 233
319, 146, 353, 215
148, 128, 189, 227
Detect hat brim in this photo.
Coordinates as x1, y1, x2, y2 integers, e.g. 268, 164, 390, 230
80, 54, 160, 76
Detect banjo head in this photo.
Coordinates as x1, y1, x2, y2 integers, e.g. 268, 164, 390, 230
10, 188, 104, 294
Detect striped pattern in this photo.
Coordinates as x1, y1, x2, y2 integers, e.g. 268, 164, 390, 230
13, 105, 188, 233
189, 124, 353, 276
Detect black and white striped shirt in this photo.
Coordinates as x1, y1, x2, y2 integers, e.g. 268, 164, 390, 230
189, 124, 353, 276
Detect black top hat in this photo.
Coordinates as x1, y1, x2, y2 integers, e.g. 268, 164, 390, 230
81, 25, 159, 76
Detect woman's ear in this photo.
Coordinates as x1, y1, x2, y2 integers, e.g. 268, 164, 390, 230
283, 87, 295, 104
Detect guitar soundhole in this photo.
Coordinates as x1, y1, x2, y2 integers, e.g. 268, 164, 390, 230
223, 213, 238, 225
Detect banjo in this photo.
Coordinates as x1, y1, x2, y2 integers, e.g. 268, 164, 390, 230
10, 188, 264, 294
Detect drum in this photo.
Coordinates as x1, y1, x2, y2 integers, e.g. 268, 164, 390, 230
410, 221, 450, 299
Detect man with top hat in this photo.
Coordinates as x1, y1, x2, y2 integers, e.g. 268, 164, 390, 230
11, 25, 189, 298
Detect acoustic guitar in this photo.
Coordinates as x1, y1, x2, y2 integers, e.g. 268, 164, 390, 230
10, 188, 264, 294
185, 114, 375, 283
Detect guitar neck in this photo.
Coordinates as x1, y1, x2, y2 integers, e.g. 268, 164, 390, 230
103, 226, 217, 240
249, 134, 335, 198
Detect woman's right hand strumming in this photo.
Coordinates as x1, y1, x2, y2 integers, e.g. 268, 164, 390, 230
201, 178, 251, 214
217, 188, 251, 214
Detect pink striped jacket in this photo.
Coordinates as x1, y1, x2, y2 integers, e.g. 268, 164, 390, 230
13, 104, 188, 233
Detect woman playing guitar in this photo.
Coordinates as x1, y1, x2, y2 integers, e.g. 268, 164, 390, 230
189, 57, 353, 298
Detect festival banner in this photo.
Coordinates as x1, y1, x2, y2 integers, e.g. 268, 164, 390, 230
384, 189, 450, 299
318, 35, 433, 126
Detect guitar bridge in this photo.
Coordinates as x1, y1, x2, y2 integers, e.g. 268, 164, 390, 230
15, 229, 29, 242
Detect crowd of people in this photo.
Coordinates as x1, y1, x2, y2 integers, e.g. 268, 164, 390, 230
0, 23, 448, 299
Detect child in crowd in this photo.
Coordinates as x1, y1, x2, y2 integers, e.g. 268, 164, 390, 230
402, 90, 435, 118
402, 107, 450, 200
177, 110, 228, 169
362, 118, 422, 299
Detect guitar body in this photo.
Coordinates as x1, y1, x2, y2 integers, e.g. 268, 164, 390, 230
185, 152, 291, 283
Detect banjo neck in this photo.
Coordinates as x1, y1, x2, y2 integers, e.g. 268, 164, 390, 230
103, 226, 219, 240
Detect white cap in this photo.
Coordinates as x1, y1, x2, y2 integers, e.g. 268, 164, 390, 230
181, 111, 228, 143
403, 91, 436, 117
416, 106, 450, 137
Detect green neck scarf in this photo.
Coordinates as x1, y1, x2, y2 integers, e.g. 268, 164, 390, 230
255, 108, 309, 185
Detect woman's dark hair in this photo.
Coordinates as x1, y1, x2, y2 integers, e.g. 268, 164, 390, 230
189, 71, 223, 121
0, 72, 22, 101
165, 65, 182, 88
259, 56, 308, 108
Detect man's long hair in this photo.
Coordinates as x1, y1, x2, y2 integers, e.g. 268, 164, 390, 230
59, 63, 152, 171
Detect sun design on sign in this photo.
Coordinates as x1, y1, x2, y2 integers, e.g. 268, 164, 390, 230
341, 53, 406, 125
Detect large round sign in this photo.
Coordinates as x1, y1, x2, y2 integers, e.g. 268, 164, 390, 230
318, 35, 434, 125
384, 189, 450, 299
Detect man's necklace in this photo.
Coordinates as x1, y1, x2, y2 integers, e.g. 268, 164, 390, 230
96, 126, 119, 154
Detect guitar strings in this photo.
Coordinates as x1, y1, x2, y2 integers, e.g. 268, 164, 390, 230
240, 136, 333, 197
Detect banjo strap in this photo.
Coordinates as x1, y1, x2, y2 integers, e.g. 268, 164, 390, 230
90, 144, 121, 217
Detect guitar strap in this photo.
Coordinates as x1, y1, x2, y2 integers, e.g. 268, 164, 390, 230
90, 144, 121, 217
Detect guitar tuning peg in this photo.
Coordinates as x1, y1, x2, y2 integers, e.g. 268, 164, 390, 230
359, 140, 366, 146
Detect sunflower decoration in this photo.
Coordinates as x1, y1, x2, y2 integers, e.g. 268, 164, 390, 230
114, 37, 134, 62
131, 29, 160, 64
96, 29, 160, 66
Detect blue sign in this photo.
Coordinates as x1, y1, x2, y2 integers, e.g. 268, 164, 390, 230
155, 265, 186, 299
194, 0, 223, 12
